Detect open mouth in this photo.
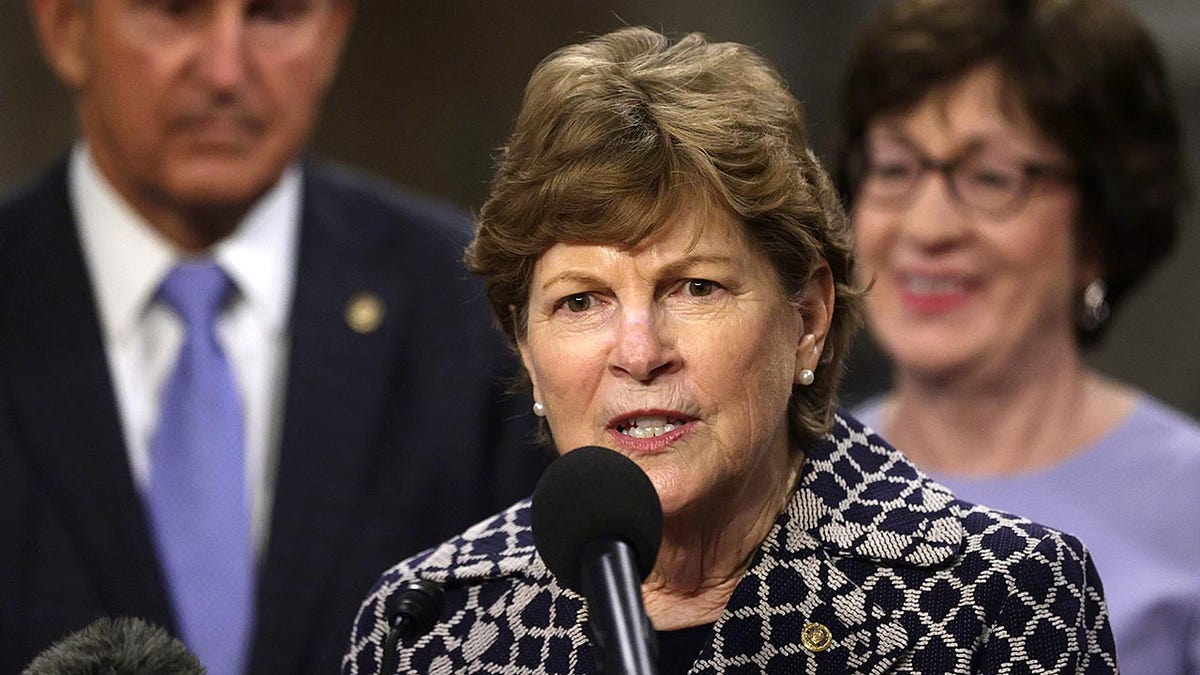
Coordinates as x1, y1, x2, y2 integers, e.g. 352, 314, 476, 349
613, 414, 692, 439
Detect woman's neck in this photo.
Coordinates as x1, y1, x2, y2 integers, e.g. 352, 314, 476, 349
641, 447, 803, 630
882, 347, 1134, 476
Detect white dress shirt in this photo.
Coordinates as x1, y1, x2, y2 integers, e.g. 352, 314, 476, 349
70, 144, 299, 557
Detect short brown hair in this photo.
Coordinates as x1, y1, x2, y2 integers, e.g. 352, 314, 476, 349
468, 26, 862, 445
838, 0, 1187, 345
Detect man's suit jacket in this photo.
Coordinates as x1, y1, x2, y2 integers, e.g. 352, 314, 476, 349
0, 160, 549, 673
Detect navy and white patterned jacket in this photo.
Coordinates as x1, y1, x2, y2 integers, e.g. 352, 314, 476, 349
345, 413, 1118, 674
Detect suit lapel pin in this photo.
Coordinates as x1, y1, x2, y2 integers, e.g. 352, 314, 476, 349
345, 292, 385, 334
801, 622, 833, 653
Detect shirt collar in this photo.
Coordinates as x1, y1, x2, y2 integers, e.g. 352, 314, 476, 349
71, 143, 301, 340
212, 160, 301, 336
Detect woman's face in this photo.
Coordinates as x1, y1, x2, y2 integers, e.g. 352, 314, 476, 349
518, 205, 831, 518
852, 64, 1088, 383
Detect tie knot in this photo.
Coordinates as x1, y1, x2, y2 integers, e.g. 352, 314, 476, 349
158, 261, 234, 328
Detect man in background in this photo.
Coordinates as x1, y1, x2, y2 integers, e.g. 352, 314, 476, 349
0, 1, 545, 672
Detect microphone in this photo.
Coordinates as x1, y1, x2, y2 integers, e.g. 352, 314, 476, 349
380, 579, 444, 674
532, 445, 663, 675
22, 616, 204, 675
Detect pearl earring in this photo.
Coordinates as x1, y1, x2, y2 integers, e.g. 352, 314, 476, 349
798, 369, 815, 386
532, 401, 546, 417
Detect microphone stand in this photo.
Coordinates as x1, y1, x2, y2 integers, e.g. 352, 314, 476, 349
579, 539, 660, 675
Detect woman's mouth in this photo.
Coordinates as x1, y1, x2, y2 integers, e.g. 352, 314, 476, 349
896, 272, 975, 314
615, 415, 689, 439
607, 412, 697, 453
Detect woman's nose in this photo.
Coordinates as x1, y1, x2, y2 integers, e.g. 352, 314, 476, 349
897, 175, 972, 250
607, 308, 680, 382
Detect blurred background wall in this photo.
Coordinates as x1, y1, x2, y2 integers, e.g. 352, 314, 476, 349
2, 1, 1197, 418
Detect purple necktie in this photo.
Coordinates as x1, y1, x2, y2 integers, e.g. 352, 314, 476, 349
147, 261, 253, 675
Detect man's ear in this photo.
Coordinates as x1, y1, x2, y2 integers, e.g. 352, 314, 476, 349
311, 0, 356, 97
29, 0, 91, 89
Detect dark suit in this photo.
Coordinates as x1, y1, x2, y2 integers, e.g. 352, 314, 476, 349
0, 159, 549, 673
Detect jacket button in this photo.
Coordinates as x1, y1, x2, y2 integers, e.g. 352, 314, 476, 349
801, 622, 833, 652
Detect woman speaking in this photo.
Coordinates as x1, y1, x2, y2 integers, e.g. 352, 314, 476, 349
344, 27, 1116, 674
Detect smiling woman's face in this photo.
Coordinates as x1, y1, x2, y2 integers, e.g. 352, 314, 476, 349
518, 205, 830, 518
851, 64, 1085, 383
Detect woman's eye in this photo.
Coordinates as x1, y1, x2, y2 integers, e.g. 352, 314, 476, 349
561, 293, 593, 312
684, 279, 717, 297
870, 160, 917, 181
969, 168, 1020, 190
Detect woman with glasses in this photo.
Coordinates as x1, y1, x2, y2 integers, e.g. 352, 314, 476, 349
839, 0, 1200, 671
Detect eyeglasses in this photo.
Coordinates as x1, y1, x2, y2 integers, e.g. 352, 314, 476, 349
854, 141, 1074, 218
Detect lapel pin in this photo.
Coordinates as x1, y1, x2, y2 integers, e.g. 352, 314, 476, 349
345, 292, 385, 334
801, 622, 833, 653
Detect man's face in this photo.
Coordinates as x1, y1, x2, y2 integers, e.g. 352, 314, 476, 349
36, 0, 351, 225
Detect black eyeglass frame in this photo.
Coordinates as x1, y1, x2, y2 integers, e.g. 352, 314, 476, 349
846, 141, 1076, 219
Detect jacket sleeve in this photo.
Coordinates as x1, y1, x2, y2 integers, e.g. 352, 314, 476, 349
979, 532, 1119, 674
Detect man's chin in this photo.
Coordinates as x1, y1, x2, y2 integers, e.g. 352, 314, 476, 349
159, 161, 286, 212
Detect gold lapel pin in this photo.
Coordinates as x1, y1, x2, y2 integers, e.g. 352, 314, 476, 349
345, 292, 385, 334
801, 622, 833, 653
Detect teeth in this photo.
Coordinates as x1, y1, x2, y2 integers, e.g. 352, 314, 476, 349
905, 276, 964, 295
618, 415, 685, 439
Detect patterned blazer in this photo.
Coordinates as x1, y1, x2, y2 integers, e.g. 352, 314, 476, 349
345, 413, 1118, 674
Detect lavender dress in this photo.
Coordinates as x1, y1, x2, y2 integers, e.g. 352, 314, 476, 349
855, 395, 1200, 674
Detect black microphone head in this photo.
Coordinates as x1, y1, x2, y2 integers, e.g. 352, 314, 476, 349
385, 579, 445, 639
531, 445, 663, 593
23, 616, 205, 675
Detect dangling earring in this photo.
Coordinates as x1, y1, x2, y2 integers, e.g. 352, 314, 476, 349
1079, 279, 1110, 331
798, 369, 815, 386
532, 401, 546, 417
